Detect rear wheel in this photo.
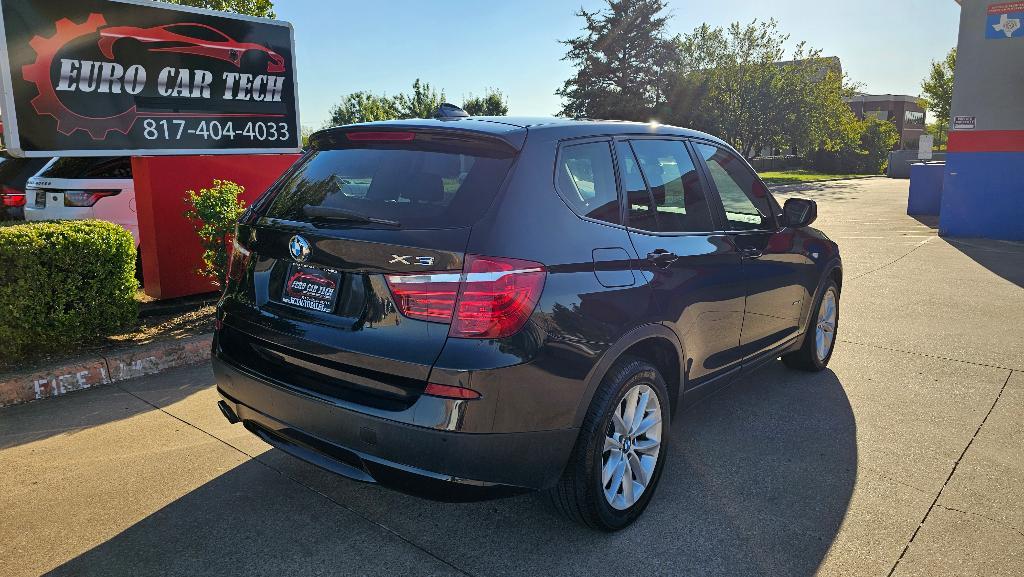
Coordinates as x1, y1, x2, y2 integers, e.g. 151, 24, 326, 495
548, 357, 669, 531
782, 279, 839, 371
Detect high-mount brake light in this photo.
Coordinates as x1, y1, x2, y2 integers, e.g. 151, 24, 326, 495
384, 255, 547, 339
346, 131, 416, 142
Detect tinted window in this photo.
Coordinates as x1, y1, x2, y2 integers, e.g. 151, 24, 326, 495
0, 154, 49, 189
39, 157, 131, 179
555, 141, 620, 225
264, 140, 514, 229
628, 140, 714, 233
615, 142, 658, 231
694, 144, 774, 231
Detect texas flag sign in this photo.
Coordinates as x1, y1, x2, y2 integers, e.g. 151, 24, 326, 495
987, 2, 1024, 39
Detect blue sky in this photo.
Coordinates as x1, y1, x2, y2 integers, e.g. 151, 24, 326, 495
275, 1, 962, 131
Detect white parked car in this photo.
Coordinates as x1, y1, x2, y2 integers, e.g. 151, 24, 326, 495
24, 156, 138, 243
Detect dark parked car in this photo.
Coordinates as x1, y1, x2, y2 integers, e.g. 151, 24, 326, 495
213, 110, 842, 530
0, 151, 50, 220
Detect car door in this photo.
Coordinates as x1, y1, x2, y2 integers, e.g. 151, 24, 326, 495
614, 137, 745, 387
692, 142, 810, 361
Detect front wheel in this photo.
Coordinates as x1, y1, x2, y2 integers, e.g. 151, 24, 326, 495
548, 357, 670, 531
783, 279, 840, 371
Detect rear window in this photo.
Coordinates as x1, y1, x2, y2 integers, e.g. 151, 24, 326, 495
263, 135, 516, 229
0, 155, 50, 188
38, 157, 132, 179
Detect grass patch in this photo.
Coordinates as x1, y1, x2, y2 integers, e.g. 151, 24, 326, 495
759, 169, 872, 185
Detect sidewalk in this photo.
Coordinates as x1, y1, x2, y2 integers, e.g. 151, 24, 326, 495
0, 333, 212, 407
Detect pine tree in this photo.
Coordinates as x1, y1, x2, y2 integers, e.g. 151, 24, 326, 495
556, 0, 679, 121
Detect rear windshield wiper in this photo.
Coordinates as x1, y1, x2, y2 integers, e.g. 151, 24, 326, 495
302, 205, 401, 227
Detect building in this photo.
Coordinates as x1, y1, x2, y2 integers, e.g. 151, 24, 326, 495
846, 94, 926, 150
937, 0, 1024, 240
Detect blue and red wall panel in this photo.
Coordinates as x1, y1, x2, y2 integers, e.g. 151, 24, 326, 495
941, 131, 1024, 241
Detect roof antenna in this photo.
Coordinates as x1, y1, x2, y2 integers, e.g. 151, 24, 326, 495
435, 103, 469, 119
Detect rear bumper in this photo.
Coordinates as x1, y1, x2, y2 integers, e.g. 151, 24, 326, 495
212, 354, 579, 500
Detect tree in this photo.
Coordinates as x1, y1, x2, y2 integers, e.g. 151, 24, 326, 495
161, 0, 275, 18
326, 91, 400, 126
325, 81, 509, 126
394, 79, 446, 120
675, 19, 855, 158
920, 48, 956, 144
925, 121, 948, 149
860, 117, 900, 173
463, 89, 509, 116
557, 0, 680, 120
183, 180, 247, 287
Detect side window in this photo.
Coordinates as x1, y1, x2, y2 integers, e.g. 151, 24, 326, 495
86, 157, 132, 179
615, 141, 658, 231
555, 141, 620, 225
627, 139, 714, 233
694, 144, 775, 231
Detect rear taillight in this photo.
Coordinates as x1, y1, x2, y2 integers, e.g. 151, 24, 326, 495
450, 255, 546, 338
226, 233, 251, 285
385, 254, 546, 339
1, 186, 25, 206
385, 272, 461, 323
63, 190, 119, 207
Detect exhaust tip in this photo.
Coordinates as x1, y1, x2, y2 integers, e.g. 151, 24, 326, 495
217, 400, 240, 424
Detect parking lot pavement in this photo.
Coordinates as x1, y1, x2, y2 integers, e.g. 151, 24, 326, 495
1, 176, 1021, 577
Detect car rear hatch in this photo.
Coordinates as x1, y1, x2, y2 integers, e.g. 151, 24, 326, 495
24, 157, 131, 219
218, 125, 522, 410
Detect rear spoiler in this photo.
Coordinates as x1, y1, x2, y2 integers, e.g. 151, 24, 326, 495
309, 124, 526, 154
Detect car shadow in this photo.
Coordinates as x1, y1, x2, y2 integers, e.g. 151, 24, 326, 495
43, 361, 856, 577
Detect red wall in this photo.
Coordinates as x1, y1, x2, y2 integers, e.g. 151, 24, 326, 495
133, 154, 300, 299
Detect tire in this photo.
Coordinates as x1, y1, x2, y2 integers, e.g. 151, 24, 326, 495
782, 279, 840, 371
548, 357, 670, 531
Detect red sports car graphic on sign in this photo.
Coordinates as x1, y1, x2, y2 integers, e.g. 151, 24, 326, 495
97, 22, 285, 73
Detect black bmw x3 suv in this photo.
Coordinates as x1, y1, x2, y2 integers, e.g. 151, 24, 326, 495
213, 111, 842, 530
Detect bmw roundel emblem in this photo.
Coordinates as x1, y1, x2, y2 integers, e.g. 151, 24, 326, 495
288, 235, 311, 262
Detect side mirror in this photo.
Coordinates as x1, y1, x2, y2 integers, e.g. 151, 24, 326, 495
783, 198, 817, 228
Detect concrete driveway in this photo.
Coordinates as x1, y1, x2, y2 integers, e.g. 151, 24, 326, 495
2, 177, 1021, 577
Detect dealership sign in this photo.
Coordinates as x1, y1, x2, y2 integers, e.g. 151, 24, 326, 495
0, 0, 300, 157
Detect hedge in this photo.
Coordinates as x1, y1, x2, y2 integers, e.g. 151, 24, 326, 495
0, 220, 137, 363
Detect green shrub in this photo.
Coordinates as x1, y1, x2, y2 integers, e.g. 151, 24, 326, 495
809, 117, 899, 175
0, 220, 137, 362
860, 117, 900, 173
183, 179, 246, 288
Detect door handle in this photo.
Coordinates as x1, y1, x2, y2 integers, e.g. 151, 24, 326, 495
646, 249, 679, 268
739, 246, 763, 259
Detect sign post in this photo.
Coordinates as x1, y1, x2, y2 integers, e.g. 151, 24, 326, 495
0, 0, 300, 157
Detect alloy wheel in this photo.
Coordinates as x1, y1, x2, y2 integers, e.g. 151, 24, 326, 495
602, 384, 663, 510
815, 288, 838, 362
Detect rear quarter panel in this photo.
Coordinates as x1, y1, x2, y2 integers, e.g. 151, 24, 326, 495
433, 131, 660, 432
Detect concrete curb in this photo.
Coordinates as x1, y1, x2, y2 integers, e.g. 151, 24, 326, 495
0, 333, 213, 408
